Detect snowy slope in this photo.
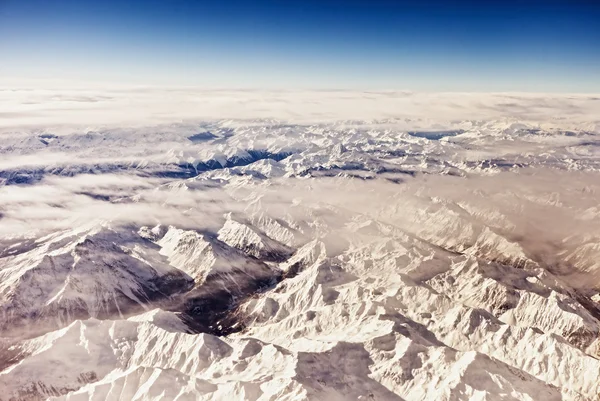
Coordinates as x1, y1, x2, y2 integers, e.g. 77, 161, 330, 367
0, 223, 193, 338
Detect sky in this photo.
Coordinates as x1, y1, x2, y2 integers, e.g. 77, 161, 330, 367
0, 0, 599, 92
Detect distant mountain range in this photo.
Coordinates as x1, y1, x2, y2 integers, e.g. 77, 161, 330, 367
1, 115, 600, 400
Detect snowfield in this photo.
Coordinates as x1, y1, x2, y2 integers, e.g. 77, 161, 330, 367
1, 88, 600, 400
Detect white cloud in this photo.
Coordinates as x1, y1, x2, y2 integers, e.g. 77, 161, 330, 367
0, 86, 598, 131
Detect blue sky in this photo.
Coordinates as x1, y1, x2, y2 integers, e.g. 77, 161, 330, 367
1, 0, 599, 91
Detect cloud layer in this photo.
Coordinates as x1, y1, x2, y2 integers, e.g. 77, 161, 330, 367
1, 87, 599, 131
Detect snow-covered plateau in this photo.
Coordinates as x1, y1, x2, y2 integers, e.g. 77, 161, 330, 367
1, 88, 600, 400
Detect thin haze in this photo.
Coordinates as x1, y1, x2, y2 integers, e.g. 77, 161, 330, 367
0, 0, 599, 91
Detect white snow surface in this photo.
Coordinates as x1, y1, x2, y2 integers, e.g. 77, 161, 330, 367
1, 90, 600, 400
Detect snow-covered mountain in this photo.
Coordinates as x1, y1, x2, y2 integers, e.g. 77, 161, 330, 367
2, 91, 600, 400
